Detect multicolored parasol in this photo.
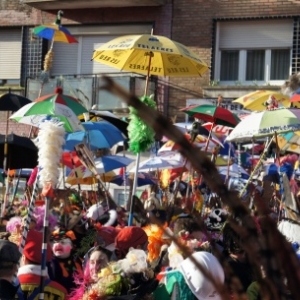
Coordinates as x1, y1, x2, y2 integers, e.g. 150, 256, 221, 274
9, 102, 84, 133
180, 104, 241, 127
226, 108, 300, 142
33, 23, 78, 44
34, 87, 88, 116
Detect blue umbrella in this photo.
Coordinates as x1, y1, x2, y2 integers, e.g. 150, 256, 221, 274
111, 172, 157, 187
94, 155, 133, 173
64, 121, 126, 151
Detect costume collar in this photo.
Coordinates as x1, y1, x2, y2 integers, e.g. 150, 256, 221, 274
18, 264, 49, 277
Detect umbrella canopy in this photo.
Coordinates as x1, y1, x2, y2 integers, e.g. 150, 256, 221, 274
226, 108, 300, 142
34, 88, 88, 116
132, 154, 186, 172
233, 90, 290, 111
61, 151, 82, 169
0, 134, 38, 169
66, 170, 116, 186
33, 24, 78, 43
289, 88, 300, 103
180, 104, 241, 127
159, 133, 222, 154
218, 163, 249, 179
94, 155, 133, 173
111, 172, 157, 187
79, 110, 129, 138
92, 34, 209, 77
0, 92, 31, 111
64, 121, 125, 151
9, 102, 84, 133
277, 131, 300, 154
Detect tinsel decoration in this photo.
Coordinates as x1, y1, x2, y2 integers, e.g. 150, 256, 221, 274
127, 95, 156, 154
43, 49, 54, 72
36, 121, 65, 190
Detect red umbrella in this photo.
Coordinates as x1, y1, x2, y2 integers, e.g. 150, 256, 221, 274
180, 104, 240, 127
61, 151, 82, 169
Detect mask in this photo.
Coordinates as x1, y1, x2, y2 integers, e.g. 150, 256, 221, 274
52, 238, 73, 258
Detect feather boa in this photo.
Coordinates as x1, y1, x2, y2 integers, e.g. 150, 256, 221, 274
128, 95, 156, 154
33, 205, 58, 232
36, 121, 65, 189
6, 216, 22, 233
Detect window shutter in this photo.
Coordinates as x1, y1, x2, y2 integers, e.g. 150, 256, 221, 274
80, 36, 120, 74
50, 24, 152, 76
0, 28, 22, 79
219, 19, 293, 49
51, 42, 79, 76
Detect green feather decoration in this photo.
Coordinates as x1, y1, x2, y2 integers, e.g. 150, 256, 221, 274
128, 95, 156, 154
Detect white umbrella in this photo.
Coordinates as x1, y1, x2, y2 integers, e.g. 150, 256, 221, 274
130, 154, 186, 172
226, 108, 300, 142
218, 163, 249, 178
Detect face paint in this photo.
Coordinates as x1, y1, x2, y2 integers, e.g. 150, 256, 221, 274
52, 238, 73, 258
88, 250, 108, 282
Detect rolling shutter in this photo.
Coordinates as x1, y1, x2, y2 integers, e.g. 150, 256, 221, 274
219, 19, 293, 49
80, 35, 119, 74
0, 28, 22, 79
51, 24, 152, 76
51, 42, 79, 76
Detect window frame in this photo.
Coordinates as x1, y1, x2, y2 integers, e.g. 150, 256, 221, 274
214, 20, 292, 86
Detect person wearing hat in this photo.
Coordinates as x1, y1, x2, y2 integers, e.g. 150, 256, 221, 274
18, 230, 68, 300
179, 251, 225, 300
114, 226, 148, 260
0, 239, 21, 300
48, 227, 83, 294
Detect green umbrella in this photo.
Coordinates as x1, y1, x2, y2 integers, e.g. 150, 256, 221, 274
9, 101, 84, 133
180, 104, 241, 127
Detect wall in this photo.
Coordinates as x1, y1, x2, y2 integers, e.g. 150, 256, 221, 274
169, 0, 300, 119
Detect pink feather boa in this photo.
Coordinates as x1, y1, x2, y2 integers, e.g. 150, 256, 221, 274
33, 205, 58, 232
6, 216, 22, 233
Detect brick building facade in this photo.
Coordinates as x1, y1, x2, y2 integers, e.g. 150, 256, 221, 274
0, 0, 299, 135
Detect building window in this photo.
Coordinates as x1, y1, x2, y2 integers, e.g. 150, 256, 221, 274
215, 19, 293, 85
220, 50, 239, 81
270, 49, 290, 80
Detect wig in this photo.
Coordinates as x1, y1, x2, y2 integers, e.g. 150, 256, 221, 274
6, 216, 22, 233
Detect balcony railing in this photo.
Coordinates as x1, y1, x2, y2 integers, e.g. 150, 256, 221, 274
23, 0, 167, 9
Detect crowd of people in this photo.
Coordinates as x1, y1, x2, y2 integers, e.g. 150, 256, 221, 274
0, 175, 297, 300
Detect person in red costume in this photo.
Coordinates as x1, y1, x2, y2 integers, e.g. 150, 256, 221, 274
17, 230, 68, 300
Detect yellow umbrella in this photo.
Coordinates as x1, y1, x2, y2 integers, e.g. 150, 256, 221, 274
233, 90, 291, 111
66, 170, 117, 186
277, 131, 300, 154
92, 34, 209, 95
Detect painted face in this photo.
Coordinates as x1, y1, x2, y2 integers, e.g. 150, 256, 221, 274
88, 250, 108, 282
52, 238, 73, 258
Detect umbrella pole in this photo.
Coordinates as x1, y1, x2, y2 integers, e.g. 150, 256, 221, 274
1, 170, 10, 218
128, 152, 140, 226
19, 171, 40, 254
3, 111, 10, 172
203, 121, 215, 152
239, 137, 274, 197
225, 142, 231, 186
38, 195, 50, 300
11, 169, 22, 203
144, 52, 154, 96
